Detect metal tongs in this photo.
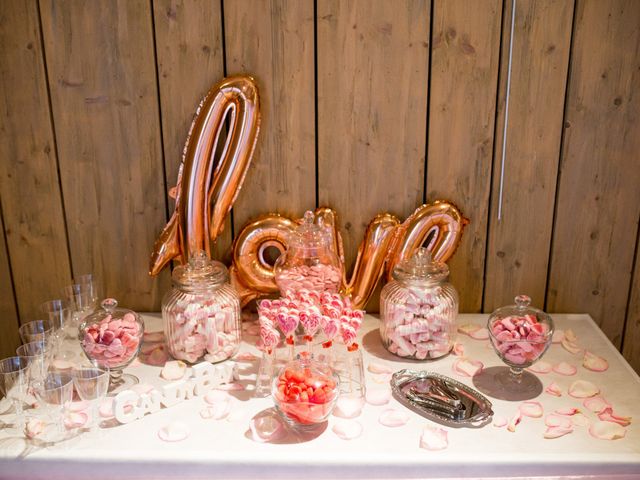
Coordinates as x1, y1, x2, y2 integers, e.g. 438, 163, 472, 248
406, 377, 466, 421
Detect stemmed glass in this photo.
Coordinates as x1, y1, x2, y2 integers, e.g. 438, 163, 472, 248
18, 320, 54, 346
71, 366, 109, 433
16, 340, 53, 398
63, 275, 99, 323
0, 356, 30, 432
33, 372, 74, 441
41, 300, 75, 360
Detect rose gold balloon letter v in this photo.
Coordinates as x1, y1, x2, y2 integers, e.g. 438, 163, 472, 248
149, 76, 261, 276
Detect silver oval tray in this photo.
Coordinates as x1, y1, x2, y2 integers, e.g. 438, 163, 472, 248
391, 369, 493, 428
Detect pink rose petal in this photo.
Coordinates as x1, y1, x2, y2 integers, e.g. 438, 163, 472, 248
25, 418, 46, 439
493, 415, 508, 428
528, 361, 552, 374
452, 358, 484, 377
143, 331, 164, 343
568, 380, 600, 398
583, 396, 609, 414
158, 421, 190, 442
161, 360, 187, 381
469, 328, 489, 340
507, 411, 522, 432
589, 421, 626, 440
457, 324, 482, 337
564, 329, 577, 343
367, 362, 394, 375
378, 409, 410, 427
598, 407, 631, 427
545, 382, 562, 397
552, 362, 577, 376
582, 351, 609, 372
64, 412, 88, 429
333, 395, 365, 419
146, 347, 169, 366
519, 401, 543, 418
561, 338, 582, 355
554, 407, 580, 416
419, 426, 448, 451
332, 419, 363, 440
544, 426, 573, 439
545, 414, 572, 429
200, 401, 231, 420
452, 343, 465, 356
572, 413, 590, 428
235, 352, 259, 361
366, 389, 391, 406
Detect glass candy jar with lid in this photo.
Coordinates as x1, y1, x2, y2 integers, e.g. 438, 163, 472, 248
162, 251, 241, 364
380, 248, 458, 360
274, 211, 342, 297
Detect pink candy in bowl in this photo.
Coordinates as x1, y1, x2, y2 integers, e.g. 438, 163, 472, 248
79, 298, 143, 376
488, 295, 553, 372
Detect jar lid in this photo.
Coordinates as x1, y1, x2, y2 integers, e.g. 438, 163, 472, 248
392, 248, 449, 283
82, 297, 142, 325
488, 294, 553, 330
172, 251, 228, 289
288, 211, 332, 249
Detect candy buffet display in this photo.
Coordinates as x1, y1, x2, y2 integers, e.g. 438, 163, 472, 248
162, 252, 241, 364
380, 248, 458, 360
274, 211, 342, 297
79, 298, 143, 373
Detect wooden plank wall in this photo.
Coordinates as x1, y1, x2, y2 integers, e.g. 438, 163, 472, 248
0, 0, 638, 372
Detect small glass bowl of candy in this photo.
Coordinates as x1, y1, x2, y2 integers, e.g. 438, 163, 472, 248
487, 295, 554, 375
79, 298, 144, 387
272, 357, 339, 429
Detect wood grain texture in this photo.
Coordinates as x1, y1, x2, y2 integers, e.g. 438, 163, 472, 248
40, 0, 170, 310
427, 0, 502, 312
0, 0, 72, 321
483, 0, 574, 312
547, 0, 640, 347
317, 0, 429, 275
225, 0, 316, 233
0, 207, 20, 359
153, 0, 231, 261
622, 233, 640, 373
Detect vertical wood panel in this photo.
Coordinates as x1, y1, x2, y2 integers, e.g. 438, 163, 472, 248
40, 0, 170, 311
622, 233, 640, 372
427, 0, 502, 312
225, 0, 316, 232
0, 206, 20, 358
0, 0, 72, 321
484, 0, 574, 311
317, 0, 429, 271
153, 0, 231, 260
547, 0, 640, 347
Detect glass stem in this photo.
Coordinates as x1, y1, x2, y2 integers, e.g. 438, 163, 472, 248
509, 366, 523, 383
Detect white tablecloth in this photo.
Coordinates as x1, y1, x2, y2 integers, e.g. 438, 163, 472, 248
1, 313, 639, 479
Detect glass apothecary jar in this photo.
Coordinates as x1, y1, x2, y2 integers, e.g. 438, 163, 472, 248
380, 248, 458, 360
162, 252, 241, 364
274, 211, 342, 297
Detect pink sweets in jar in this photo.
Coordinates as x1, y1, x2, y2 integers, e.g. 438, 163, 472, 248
380, 248, 458, 360
162, 252, 241, 364
487, 295, 554, 369
274, 211, 342, 297
79, 298, 143, 371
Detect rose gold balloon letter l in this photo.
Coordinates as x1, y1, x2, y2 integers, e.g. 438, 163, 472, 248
149, 76, 261, 276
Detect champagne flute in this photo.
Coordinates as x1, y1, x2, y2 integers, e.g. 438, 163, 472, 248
71, 366, 109, 433
0, 356, 30, 432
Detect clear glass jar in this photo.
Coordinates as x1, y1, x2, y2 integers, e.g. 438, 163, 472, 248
162, 251, 241, 364
274, 211, 342, 297
79, 298, 144, 380
380, 248, 458, 360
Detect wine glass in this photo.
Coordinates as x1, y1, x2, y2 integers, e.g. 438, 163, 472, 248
33, 372, 74, 441
19, 320, 54, 346
41, 300, 75, 358
63, 278, 98, 323
71, 366, 109, 433
0, 356, 30, 432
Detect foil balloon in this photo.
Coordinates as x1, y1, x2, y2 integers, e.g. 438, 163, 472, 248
230, 201, 468, 309
149, 76, 261, 276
